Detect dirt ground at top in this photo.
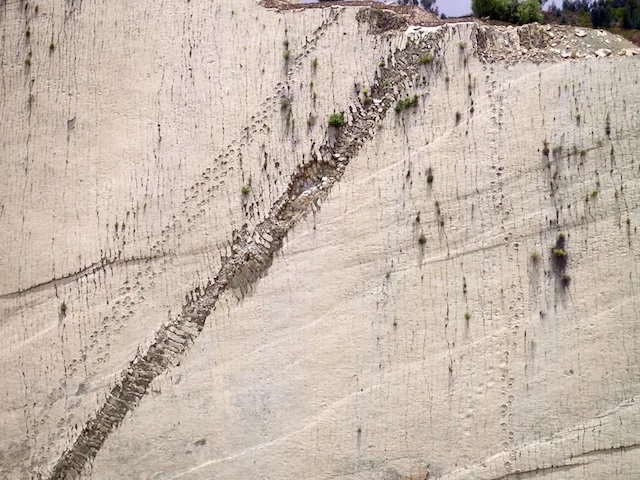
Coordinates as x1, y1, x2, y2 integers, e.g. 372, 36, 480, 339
261, 0, 444, 25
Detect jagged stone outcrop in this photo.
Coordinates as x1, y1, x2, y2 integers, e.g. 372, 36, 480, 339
1, 1, 639, 479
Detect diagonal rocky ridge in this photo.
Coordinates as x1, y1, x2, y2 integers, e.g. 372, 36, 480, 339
46, 22, 443, 480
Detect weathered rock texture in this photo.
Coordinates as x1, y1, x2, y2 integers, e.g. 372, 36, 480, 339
1, 1, 639, 479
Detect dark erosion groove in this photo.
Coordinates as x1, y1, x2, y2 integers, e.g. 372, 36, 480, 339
47, 29, 441, 479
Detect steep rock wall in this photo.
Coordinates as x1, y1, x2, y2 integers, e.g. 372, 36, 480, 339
1, 1, 639, 479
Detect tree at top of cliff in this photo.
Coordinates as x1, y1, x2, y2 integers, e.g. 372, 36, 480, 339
548, 0, 640, 29
472, 0, 543, 24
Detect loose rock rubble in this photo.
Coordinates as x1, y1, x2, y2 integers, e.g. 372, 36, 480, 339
477, 23, 640, 63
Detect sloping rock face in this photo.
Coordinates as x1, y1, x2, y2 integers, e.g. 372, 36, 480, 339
1, 1, 639, 479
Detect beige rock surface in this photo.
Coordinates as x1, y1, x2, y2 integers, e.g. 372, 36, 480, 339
1, 1, 639, 479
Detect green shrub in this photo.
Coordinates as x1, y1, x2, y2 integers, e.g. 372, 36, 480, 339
328, 112, 345, 128
241, 185, 251, 195
60, 302, 67, 315
552, 248, 567, 258
418, 233, 427, 245
516, 0, 543, 24
464, 311, 472, 321
472, 0, 541, 24
361, 87, 373, 106
395, 94, 419, 113
418, 53, 434, 65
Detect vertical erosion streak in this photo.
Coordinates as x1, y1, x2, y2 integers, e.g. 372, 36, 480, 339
47, 32, 433, 480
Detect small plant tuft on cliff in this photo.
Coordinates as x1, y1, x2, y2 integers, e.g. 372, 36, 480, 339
241, 185, 251, 195
418, 233, 427, 245
550, 232, 569, 277
464, 311, 472, 321
552, 234, 566, 257
418, 53, 434, 65
561, 273, 571, 288
49, 42, 55, 52
328, 112, 345, 128
530, 251, 541, 264
311, 57, 318, 69
60, 302, 67, 316
455, 111, 462, 125
361, 87, 372, 106
395, 94, 419, 113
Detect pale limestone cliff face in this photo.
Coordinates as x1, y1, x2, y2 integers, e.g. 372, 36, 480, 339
1, 1, 639, 479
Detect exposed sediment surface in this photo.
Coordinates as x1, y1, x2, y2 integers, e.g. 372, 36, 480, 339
1, 1, 639, 479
